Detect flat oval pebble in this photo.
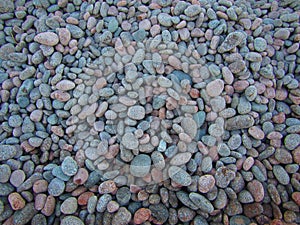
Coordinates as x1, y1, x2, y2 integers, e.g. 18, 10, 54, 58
189, 192, 214, 213
130, 154, 151, 178
61, 216, 84, 225
168, 166, 192, 186
34, 32, 59, 46
206, 79, 224, 97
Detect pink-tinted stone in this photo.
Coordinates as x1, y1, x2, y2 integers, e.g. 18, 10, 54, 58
30, 110, 43, 122
8, 192, 26, 210
35, 194, 47, 210
78, 192, 94, 206
206, 79, 224, 97
98, 180, 117, 194
233, 80, 249, 92
247, 180, 264, 202
56, 80, 75, 91
275, 89, 288, 100
73, 168, 89, 185
34, 32, 59, 46
58, 28, 71, 46
272, 112, 285, 124
248, 126, 265, 140
198, 175, 215, 193
107, 201, 120, 213
41, 195, 56, 216
134, 208, 151, 224
33, 180, 48, 193
292, 192, 300, 206
243, 157, 254, 171
168, 56, 182, 70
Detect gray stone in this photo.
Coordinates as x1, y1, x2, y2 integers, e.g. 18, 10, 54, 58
158, 13, 173, 27
111, 207, 131, 225
218, 31, 246, 53
168, 166, 192, 186
66, 24, 84, 38
284, 134, 300, 150
116, 187, 131, 206
215, 166, 236, 188
0, 145, 17, 161
225, 115, 255, 130
61, 156, 78, 177
273, 165, 290, 185
12, 203, 37, 225
189, 192, 214, 213
48, 178, 65, 196
61, 216, 84, 225
130, 154, 151, 177
181, 117, 197, 139
149, 203, 169, 224
254, 37, 267, 52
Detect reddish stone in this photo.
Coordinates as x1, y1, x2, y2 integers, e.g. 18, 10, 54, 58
244, 203, 263, 218
198, 175, 215, 193
33, 180, 48, 193
293, 147, 300, 164
243, 157, 254, 171
292, 192, 300, 206
107, 201, 119, 213
98, 180, 117, 194
233, 80, 249, 92
247, 180, 264, 202
8, 192, 26, 210
275, 89, 288, 100
78, 192, 94, 205
134, 208, 151, 224
272, 112, 285, 124
73, 168, 89, 185
41, 195, 56, 216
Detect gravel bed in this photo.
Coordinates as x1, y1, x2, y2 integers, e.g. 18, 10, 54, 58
0, 0, 300, 224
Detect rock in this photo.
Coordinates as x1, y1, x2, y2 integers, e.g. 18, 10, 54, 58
66, 24, 85, 38
61, 197, 78, 214
0, 0, 14, 13
168, 166, 192, 186
122, 133, 139, 150
98, 180, 117, 194
61, 156, 78, 177
128, 106, 145, 120
248, 126, 265, 140
10, 170, 26, 187
48, 178, 65, 196
149, 203, 169, 224
134, 208, 151, 224
34, 32, 59, 46
218, 31, 246, 53
8, 115, 22, 127
230, 215, 251, 225
116, 187, 131, 206
0, 145, 17, 161
178, 207, 196, 222
112, 207, 132, 225
184, 5, 202, 17
254, 37, 267, 52
181, 117, 197, 139
12, 203, 37, 225
198, 175, 215, 193
273, 165, 290, 185
206, 79, 224, 97
225, 115, 255, 130
274, 28, 290, 40
58, 28, 71, 46
229, 60, 246, 74
189, 192, 214, 213
0, 164, 11, 182
170, 152, 191, 166
8, 192, 26, 210
171, 70, 192, 83
284, 134, 300, 150
130, 154, 151, 178
61, 216, 84, 225
157, 13, 172, 27
215, 166, 236, 188
247, 180, 264, 202
56, 80, 75, 91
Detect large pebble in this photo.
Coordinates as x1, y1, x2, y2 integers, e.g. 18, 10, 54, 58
128, 106, 145, 120
34, 32, 59, 46
61, 156, 78, 177
61, 216, 84, 225
218, 31, 246, 53
206, 79, 224, 97
189, 192, 214, 213
168, 166, 192, 186
0, 145, 17, 161
130, 154, 151, 178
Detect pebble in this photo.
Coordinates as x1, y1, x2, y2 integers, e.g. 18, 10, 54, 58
61, 216, 84, 225
181, 117, 197, 139
98, 180, 117, 194
111, 207, 132, 225
0, 145, 17, 161
284, 134, 300, 150
149, 203, 169, 224
34, 32, 59, 46
61, 156, 78, 176
0, 164, 11, 182
198, 175, 215, 193
225, 115, 254, 130
48, 178, 65, 196
254, 37, 267, 52
206, 79, 224, 97
273, 165, 290, 185
168, 166, 192, 186
157, 13, 172, 27
218, 31, 246, 53
247, 180, 264, 202
122, 133, 139, 150
8, 192, 26, 210
127, 106, 145, 120
56, 80, 75, 91
130, 154, 151, 178
10, 170, 26, 187
61, 197, 78, 214
189, 192, 214, 213
133, 208, 151, 224
215, 166, 236, 188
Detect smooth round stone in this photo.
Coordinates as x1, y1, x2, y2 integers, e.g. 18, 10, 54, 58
130, 154, 151, 178
284, 134, 300, 150
10, 170, 25, 187
181, 117, 197, 139
8, 115, 22, 127
121, 133, 139, 150
206, 79, 224, 97
248, 126, 265, 140
228, 134, 242, 150
215, 166, 236, 188
56, 80, 75, 91
230, 215, 251, 225
48, 178, 65, 196
116, 187, 131, 206
273, 165, 290, 185
8, 192, 26, 210
168, 166, 192, 186
254, 37, 267, 52
149, 204, 168, 224
127, 106, 145, 120
61, 197, 78, 214
112, 207, 132, 225
61, 156, 78, 177
61, 216, 84, 225
198, 175, 215, 193
170, 152, 191, 166
34, 32, 59, 46
0, 164, 11, 183
157, 13, 172, 27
